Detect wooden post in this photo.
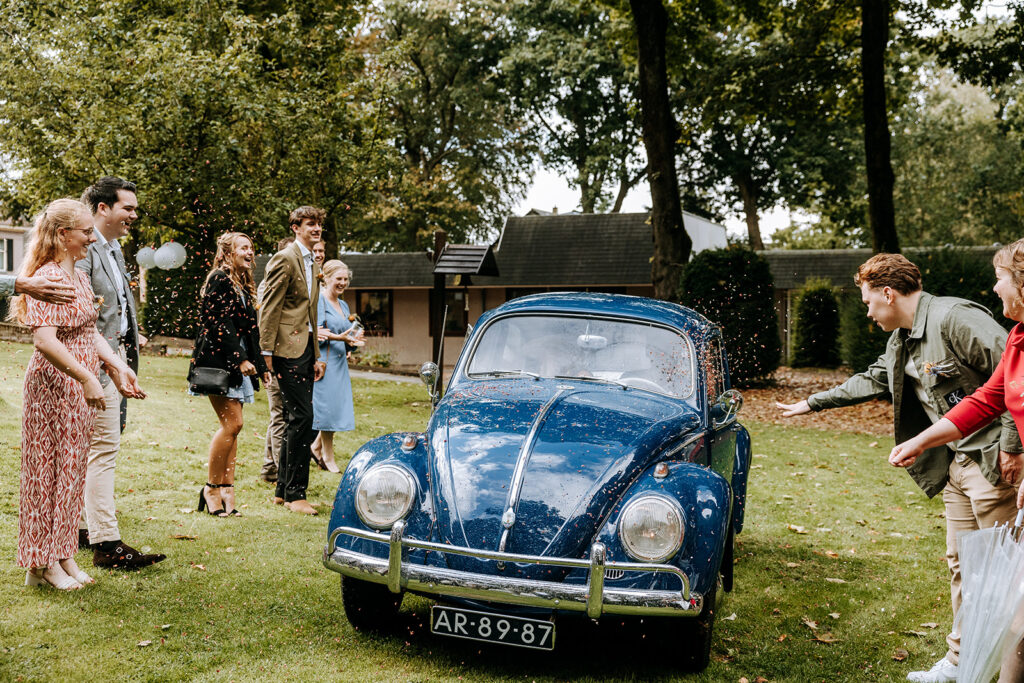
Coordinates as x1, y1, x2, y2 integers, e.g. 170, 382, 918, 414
431, 230, 447, 387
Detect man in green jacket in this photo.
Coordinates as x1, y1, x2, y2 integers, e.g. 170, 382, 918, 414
776, 253, 1021, 683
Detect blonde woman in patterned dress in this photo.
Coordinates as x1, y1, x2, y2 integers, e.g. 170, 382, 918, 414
10, 198, 145, 591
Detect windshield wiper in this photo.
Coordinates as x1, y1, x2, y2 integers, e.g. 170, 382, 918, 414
477, 370, 542, 380
552, 374, 628, 389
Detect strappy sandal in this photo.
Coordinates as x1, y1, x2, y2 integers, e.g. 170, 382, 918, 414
221, 485, 242, 516
25, 567, 82, 591
197, 483, 227, 516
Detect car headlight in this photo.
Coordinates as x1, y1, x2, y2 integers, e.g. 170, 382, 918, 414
618, 494, 685, 562
355, 464, 417, 529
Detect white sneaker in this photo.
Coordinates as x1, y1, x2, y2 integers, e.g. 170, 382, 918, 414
907, 657, 957, 683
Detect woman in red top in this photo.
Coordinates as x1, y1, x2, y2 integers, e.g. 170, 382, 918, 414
10, 199, 145, 591
890, 237, 1024, 681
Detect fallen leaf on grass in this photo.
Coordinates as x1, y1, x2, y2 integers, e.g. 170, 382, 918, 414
920, 622, 938, 629
740, 678, 749, 683
904, 630, 928, 637
755, 678, 770, 683
723, 613, 737, 621
160, 625, 171, 630
778, 634, 788, 642
825, 577, 846, 584
170, 534, 197, 541
190, 563, 206, 571
786, 562, 800, 568
802, 619, 818, 631
813, 632, 839, 643
144, 517, 156, 521
137, 640, 152, 647
824, 551, 839, 558
868, 441, 878, 448
893, 648, 909, 661
829, 613, 841, 619
787, 524, 808, 534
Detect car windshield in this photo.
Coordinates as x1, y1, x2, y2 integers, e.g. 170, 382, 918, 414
466, 314, 695, 398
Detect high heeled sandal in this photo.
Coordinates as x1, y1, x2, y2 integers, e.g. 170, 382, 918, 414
197, 483, 227, 516
25, 568, 82, 591
220, 485, 243, 517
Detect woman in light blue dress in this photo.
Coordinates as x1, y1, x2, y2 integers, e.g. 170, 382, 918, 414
311, 260, 362, 473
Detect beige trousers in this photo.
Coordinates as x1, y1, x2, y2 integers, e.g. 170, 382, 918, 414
943, 458, 1018, 665
84, 366, 123, 544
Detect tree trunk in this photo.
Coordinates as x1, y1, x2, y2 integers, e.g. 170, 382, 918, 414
630, 0, 691, 301
735, 171, 764, 251
860, 0, 900, 253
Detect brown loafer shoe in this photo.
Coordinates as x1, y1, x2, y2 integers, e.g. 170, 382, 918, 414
272, 496, 285, 505
93, 542, 166, 570
284, 499, 318, 515
78, 528, 91, 550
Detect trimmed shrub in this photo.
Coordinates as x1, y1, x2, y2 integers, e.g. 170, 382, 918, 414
838, 289, 889, 372
680, 245, 780, 385
791, 278, 840, 368
140, 252, 210, 340
916, 247, 1010, 330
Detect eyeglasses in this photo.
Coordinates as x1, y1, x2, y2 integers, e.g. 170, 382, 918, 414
66, 228, 96, 236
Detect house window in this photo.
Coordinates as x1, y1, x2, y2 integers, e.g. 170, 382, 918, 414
430, 290, 468, 336
0, 238, 12, 272
356, 290, 393, 336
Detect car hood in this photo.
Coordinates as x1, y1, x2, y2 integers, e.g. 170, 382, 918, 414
428, 379, 701, 575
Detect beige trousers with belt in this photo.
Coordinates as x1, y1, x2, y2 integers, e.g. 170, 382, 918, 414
83, 347, 126, 544
943, 458, 1018, 665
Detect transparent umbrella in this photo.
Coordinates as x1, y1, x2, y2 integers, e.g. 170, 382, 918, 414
956, 509, 1024, 683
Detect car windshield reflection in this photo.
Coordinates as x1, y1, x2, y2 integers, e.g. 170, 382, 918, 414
466, 314, 695, 398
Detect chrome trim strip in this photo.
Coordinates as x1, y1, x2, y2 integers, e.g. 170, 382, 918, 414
498, 388, 568, 554
587, 543, 606, 619
324, 527, 699, 618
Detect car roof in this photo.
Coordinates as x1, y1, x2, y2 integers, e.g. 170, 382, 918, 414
486, 291, 717, 336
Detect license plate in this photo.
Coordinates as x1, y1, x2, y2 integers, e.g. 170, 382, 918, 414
430, 605, 555, 650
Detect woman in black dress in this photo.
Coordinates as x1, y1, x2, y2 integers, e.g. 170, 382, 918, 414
188, 232, 268, 516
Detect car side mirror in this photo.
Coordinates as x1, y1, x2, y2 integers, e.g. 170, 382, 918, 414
713, 389, 743, 428
419, 361, 440, 406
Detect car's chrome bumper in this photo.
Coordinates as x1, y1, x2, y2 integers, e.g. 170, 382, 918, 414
323, 521, 701, 618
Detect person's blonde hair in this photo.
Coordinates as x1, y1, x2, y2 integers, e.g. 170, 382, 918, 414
993, 238, 1024, 305
321, 259, 351, 282
203, 232, 256, 300
8, 198, 89, 323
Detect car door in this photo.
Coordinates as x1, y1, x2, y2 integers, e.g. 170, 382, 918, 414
706, 332, 738, 483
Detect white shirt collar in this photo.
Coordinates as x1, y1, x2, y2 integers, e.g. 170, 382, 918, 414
93, 227, 120, 251
296, 241, 312, 260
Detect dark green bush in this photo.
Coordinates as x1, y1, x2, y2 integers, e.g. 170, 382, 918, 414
680, 245, 780, 385
838, 289, 889, 372
791, 278, 840, 368
916, 247, 1010, 329
140, 252, 211, 340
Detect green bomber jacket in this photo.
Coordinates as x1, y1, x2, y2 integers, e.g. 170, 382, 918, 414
807, 292, 1021, 498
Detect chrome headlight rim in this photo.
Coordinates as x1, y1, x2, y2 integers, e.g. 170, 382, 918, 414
354, 463, 418, 530
617, 493, 686, 563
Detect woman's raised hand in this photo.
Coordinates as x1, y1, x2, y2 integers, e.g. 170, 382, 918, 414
316, 326, 333, 342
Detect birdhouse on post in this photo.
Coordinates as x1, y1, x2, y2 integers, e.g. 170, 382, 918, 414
430, 236, 499, 388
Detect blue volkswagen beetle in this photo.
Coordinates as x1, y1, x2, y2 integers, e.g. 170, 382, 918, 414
323, 292, 750, 670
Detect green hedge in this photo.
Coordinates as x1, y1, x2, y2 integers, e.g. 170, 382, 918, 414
916, 248, 1010, 329
791, 278, 840, 368
140, 253, 211, 340
680, 245, 780, 385
838, 289, 889, 372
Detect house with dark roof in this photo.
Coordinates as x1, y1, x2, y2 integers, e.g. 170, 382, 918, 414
257, 212, 728, 368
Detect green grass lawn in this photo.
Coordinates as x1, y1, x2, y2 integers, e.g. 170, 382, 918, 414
0, 342, 955, 681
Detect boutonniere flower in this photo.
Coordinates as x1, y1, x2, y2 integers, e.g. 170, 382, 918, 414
349, 313, 359, 323
316, 272, 325, 284
93, 295, 105, 310
129, 280, 139, 289
922, 361, 955, 378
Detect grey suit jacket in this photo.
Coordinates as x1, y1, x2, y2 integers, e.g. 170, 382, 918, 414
76, 241, 140, 384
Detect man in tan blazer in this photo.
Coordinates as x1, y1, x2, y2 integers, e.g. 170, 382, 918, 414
259, 206, 326, 514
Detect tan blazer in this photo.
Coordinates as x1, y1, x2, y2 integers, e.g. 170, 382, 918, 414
258, 242, 321, 360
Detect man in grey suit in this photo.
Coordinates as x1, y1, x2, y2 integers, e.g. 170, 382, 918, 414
77, 177, 165, 569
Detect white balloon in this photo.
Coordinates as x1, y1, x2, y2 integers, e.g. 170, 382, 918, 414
155, 241, 187, 269
135, 246, 156, 269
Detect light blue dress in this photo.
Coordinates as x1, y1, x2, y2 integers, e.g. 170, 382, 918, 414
313, 295, 355, 432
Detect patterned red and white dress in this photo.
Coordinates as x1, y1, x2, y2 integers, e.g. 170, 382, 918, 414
17, 262, 100, 568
